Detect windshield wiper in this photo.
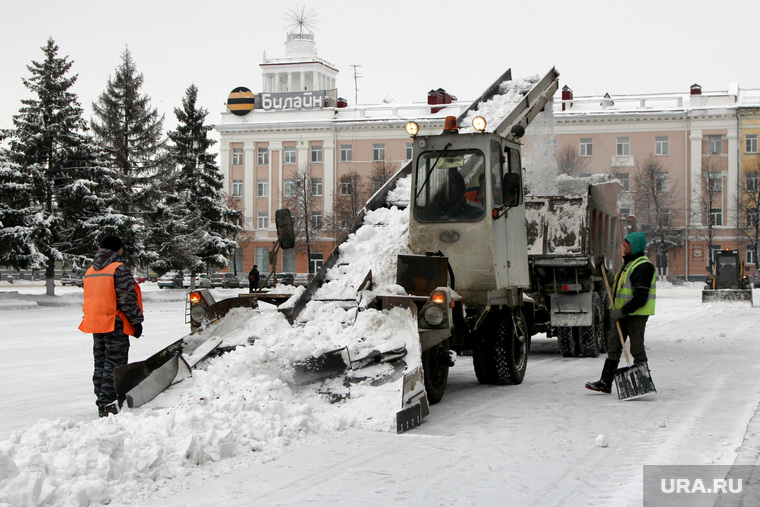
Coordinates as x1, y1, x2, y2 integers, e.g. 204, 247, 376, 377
415, 143, 452, 200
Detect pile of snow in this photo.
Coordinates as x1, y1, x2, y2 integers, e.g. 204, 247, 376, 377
0, 192, 422, 506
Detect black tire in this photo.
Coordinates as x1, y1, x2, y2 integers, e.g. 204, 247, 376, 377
556, 326, 577, 357
473, 309, 528, 385
422, 341, 450, 404
578, 292, 605, 357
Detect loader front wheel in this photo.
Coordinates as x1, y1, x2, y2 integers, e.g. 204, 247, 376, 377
422, 341, 450, 404
473, 309, 528, 385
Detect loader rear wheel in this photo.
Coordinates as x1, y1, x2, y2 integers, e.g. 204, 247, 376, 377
422, 341, 450, 405
473, 309, 528, 385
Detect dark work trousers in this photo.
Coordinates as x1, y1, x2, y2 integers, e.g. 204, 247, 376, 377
606, 315, 649, 364
92, 317, 130, 410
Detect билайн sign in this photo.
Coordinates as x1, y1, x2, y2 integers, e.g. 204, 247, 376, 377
256, 90, 328, 110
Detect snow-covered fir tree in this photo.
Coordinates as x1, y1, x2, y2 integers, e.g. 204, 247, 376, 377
149, 84, 240, 278
90, 47, 166, 265
0, 38, 114, 295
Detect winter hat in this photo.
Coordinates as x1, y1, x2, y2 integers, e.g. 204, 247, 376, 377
101, 235, 123, 252
624, 232, 647, 255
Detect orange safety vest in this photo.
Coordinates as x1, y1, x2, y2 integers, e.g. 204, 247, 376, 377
79, 262, 143, 336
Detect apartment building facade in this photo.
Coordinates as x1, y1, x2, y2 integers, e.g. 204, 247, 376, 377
555, 85, 760, 280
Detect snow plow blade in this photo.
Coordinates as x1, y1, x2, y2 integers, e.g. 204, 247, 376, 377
114, 338, 184, 400
702, 289, 753, 305
613, 363, 657, 400
292, 346, 407, 385
396, 366, 429, 433
115, 336, 225, 408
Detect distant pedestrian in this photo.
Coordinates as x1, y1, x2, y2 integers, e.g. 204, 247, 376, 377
248, 264, 260, 293
79, 235, 144, 417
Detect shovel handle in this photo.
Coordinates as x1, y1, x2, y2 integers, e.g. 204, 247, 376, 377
601, 267, 632, 366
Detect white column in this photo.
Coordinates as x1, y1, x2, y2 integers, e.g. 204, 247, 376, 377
690, 131, 703, 226
244, 141, 255, 232
323, 139, 335, 216
727, 131, 739, 227
270, 142, 283, 210
287, 73, 292, 92
300, 71, 305, 91
220, 144, 230, 194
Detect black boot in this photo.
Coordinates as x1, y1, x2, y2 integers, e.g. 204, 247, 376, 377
585, 359, 619, 394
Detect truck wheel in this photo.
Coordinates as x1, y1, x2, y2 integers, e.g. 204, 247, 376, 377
556, 327, 577, 357
422, 341, 450, 404
473, 309, 528, 385
579, 293, 604, 357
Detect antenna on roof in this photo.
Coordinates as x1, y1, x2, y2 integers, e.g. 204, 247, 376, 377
350, 64, 363, 105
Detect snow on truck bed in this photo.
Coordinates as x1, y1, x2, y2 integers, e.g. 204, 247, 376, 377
0, 191, 421, 507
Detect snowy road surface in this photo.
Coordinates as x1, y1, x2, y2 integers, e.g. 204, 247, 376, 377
1, 282, 759, 506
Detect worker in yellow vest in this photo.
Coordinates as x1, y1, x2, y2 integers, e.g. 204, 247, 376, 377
586, 231, 656, 394
79, 235, 144, 416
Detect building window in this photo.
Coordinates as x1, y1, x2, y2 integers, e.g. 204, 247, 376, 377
579, 138, 593, 157
257, 179, 268, 197
616, 137, 630, 156
656, 173, 669, 193
406, 143, 413, 160
708, 172, 722, 193
710, 207, 723, 226
283, 178, 296, 198
311, 144, 323, 164
747, 208, 759, 228
232, 179, 243, 197
709, 135, 722, 155
747, 248, 757, 266
655, 136, 669, 156
373, 143, 385, 161
747, 135, 759, 154
617, 172, 630, 191
311, 177, 322, 196
284, 146, 296, 164
747, 172, 759, 193
309, 252, 324, 274
255, 246, 269, 272
257, 147, 269, 165
339, 175, 352, 196
340, 144, 352, 162
232, 148, 244, 166
310, 210, 322, 229
257, 212, 269, 229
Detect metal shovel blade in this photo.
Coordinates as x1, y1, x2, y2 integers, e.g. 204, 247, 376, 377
292, 348, 351, 385
614, 363, 657, 400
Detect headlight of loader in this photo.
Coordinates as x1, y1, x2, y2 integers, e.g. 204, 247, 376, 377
422, 305, 445, 326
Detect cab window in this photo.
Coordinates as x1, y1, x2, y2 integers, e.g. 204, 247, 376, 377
414, 149, 486, 222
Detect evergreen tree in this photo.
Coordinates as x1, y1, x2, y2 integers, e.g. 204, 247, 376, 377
149, 84, 240, 278
91, 47, 166, 264
0, 38, 111, 295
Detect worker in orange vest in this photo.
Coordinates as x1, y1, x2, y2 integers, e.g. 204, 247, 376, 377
79, 235, 144, 417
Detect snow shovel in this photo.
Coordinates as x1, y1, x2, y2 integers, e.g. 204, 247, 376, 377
601, 268, 657, 400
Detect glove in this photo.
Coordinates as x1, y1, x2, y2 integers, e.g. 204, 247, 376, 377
133, 323, 143, 338
609, 308, 625, 324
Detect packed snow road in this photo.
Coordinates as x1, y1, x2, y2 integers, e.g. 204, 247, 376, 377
1, 283, 759, 506
144, 285, 760, 507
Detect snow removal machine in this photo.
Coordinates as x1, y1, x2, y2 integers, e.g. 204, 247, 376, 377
702, 248, 753, 305
120, 67, 560, 432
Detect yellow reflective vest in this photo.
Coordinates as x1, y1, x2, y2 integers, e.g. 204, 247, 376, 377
613, 256, 656, 315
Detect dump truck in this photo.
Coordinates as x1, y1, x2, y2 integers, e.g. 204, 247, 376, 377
523, 178, 623, 357
702, 248, 753, 305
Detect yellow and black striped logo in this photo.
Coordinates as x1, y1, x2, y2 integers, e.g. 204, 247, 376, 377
227, 87, 255, 116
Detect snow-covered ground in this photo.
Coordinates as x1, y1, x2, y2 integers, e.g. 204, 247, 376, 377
2, 268, 760, 506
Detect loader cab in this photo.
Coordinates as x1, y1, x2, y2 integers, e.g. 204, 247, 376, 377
406, 116, 529, 304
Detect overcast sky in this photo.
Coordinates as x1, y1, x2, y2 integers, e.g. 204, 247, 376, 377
2, 0, 759, 136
